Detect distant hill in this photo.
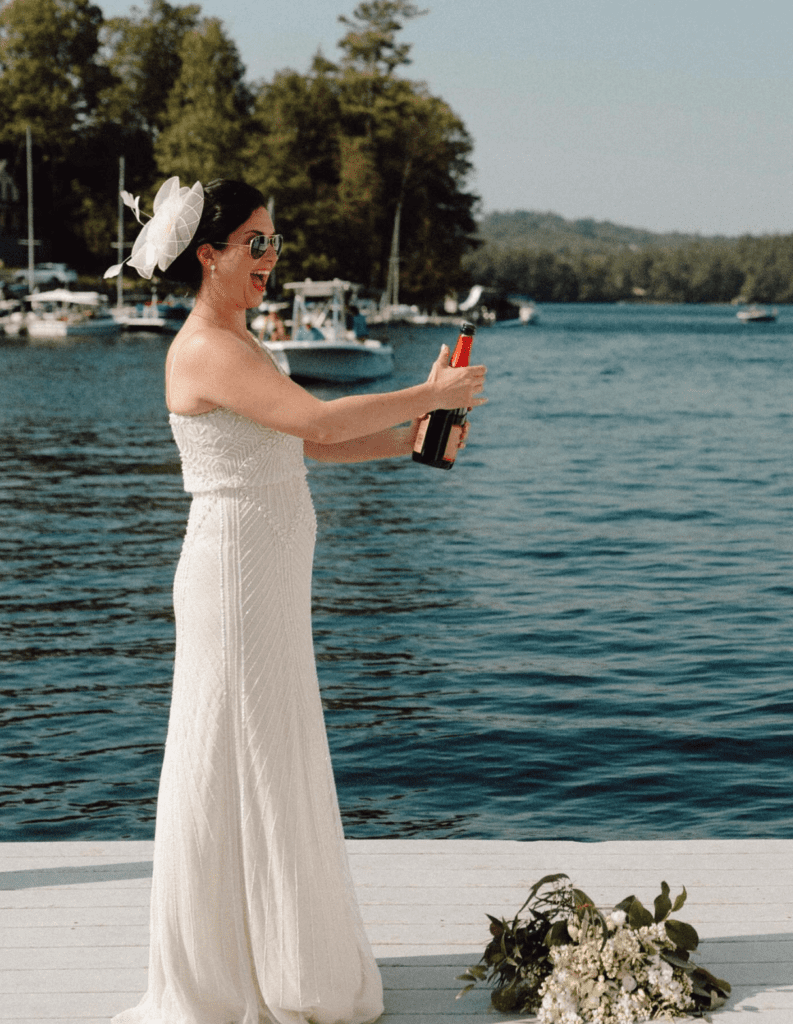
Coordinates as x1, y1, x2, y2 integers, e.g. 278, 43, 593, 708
475, 211, 722, 255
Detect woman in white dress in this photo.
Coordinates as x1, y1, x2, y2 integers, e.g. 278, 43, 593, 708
109, 178, 486, 1024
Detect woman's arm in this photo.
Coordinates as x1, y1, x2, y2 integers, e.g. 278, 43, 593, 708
170, 327, 486, 445
304, 423, 417, 463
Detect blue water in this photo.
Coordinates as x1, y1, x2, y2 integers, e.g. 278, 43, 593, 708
1, 304, 791, 841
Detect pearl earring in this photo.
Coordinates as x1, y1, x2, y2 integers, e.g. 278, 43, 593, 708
210, 264, 215, 275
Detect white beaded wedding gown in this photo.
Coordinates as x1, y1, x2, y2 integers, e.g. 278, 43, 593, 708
113, 406, 383, 1024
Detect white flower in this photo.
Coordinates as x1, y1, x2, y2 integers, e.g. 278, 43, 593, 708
608, 910, 626, 928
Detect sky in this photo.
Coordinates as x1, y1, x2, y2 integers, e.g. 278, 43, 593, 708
96, 0, 793, 237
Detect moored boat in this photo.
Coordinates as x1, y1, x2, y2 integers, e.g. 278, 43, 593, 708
736, 305, 777, 323
113, 293, 191, 332
265, 278, 394, 383
27, 289, 120, 339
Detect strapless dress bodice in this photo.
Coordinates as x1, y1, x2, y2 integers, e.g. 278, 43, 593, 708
169, 407, 307, 494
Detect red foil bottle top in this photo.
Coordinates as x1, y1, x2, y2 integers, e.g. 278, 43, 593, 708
450, 321, 476, 367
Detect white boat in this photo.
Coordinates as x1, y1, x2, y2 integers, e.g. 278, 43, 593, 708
26, 289, 120, 339
736, 305, 777, 323
266, 279, 394, 383
113, 292, 191, 332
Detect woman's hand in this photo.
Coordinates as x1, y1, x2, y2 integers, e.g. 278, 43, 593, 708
426, 344, 487, 411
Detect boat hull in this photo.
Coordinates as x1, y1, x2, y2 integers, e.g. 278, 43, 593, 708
27, 317, 120, 339
267, 340, 394, 382
117, 315, 181, 333
113, 304, 190, 333
736, 306, 777, 323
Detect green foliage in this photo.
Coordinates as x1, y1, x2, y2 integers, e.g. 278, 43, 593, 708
0, 0, 109, 145
0, 0, 113, 263
99, 0, 201, 138
0, 0, 478, 296
457, 875, 731, 1020
245, 0, 477, 302
466, 211, 793, 304
337, 1, 428, 76
154, 17, 252, 183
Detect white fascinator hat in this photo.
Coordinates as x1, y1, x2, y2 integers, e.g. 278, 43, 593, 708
105, 176, 204, 280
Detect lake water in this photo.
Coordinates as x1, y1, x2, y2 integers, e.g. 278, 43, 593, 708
1, 304, 791, 842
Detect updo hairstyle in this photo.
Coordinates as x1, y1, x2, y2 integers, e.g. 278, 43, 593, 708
161, 179, 267, 290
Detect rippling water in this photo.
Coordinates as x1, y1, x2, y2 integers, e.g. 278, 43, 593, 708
1, 305, 791, 841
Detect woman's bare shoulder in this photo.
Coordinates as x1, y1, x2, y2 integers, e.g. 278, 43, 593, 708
170, 320, 271, 371
166, 321, 279, 414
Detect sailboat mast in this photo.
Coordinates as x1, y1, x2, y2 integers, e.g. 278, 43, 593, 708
384, 159, 411, 316
26, 126, 34, 294
116, 157, 125, 308
386, 198, 401, 311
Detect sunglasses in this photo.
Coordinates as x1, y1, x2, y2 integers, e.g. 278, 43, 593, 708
216, 234, 283, 259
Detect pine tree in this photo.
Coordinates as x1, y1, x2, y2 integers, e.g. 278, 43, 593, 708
154, 18, 252, 184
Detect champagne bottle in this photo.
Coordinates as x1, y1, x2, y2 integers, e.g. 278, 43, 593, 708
412, 322, 476, 470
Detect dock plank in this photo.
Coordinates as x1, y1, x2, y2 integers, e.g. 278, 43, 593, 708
1, 839, 791, 1023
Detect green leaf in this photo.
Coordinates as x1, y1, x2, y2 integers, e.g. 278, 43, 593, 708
455, 983, 475, 998
692, 965, 731, 995
660, 949, 693, 971
545, 920, 570, 947
532, 872, 570, 891
653, 893, 672, 921
457, 964, 487, 982
671, 885, 687, 912
654, 881, 672, 922
613, 894, 636, 914
491, 986, 520, 1013
572, 888, 597, 916
514, 873, 571, 919
627, 898, 654, 929
665, 918, 699, 951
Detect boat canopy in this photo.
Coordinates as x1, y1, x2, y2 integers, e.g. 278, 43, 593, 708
28, 289, 108, 306
284, 278, 357, 298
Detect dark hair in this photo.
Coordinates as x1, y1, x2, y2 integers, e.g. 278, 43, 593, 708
160, 178, 267, 290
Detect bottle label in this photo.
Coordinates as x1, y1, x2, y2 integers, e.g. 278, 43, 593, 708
443, 423, 463, 461
413, 415, 431, 454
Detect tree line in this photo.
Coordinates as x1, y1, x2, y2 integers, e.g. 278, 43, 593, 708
0, 0, 478, 307
465, 226, 793, 305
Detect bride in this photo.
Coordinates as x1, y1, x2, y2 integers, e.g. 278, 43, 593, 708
108, 177, 487, 1024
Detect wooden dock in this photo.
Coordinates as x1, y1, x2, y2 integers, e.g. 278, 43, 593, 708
2, 839, 791, 1023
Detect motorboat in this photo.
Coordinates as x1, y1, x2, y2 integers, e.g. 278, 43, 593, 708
736, 305, 777, 323
26, 289, 120, 339
113, 292, 191, 332
265, 279, 394, 383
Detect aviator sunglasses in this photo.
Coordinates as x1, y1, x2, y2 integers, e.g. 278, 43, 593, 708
214, 234, 283, 259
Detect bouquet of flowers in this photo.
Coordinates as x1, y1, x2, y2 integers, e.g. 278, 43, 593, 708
457, 873, 731, 1022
